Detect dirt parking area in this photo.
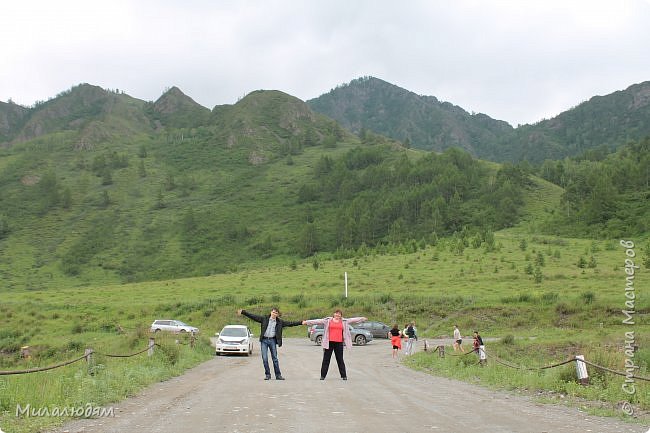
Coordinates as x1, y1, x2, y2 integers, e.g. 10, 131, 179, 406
50, 338, 646, 433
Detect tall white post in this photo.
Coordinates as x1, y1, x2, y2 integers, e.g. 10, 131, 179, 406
344, 272, 348, 298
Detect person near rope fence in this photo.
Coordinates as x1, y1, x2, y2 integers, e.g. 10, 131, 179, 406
472, 331, 485, 365
404, 322, 417, 355
453, 325, 465, 353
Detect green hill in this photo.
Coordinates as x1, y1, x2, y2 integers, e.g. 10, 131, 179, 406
0, 100, 29, 143
23, 85, 152, 145
0, 86, 536, 290
308, 77, 650, 163
148, 86, 212, 129
308, 76, 513, 157
1, 82, 648, 291
496, 81, 650, 162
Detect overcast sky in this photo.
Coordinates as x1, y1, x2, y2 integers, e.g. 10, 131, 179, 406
1, 0, 649, 126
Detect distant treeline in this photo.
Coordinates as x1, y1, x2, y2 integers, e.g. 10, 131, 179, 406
538, 136, 650, 237
295, 146, 530, 256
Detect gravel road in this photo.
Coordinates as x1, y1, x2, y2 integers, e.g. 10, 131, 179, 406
51, 338, 646, 433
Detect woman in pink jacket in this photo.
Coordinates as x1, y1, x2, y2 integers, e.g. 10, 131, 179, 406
303, 310, 367, 380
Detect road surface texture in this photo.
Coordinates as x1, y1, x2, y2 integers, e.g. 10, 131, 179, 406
50, 338, 645, 433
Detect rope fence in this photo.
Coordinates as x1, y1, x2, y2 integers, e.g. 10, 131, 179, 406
93, 344, 160, 358
425, 343, 650, 382
479, 349, 650, 381
0, 339, 165, 376
0, 353, 92, 376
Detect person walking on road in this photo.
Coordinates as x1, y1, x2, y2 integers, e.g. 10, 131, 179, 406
303, 310, 367, 380
238, 307, 304, 380
453, 325, 465, 353
404, 322, 417, 355
389, 324, 403, 358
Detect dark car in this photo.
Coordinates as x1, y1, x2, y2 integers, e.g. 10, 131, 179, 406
308, 324, 373, 346
351, 321, 390, 339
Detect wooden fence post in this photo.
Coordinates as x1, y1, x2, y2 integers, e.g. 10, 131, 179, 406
20, 346, 31, 360
148, 338, 155, 357
575, 355, 589, 385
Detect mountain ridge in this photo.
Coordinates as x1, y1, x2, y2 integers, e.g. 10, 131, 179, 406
1, 76, 649, 163
307, 76, 514, 157
308, 76, 650, 163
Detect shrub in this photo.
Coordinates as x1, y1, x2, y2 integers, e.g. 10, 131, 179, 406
65, 340, 84, 352
518, 293, 532, 302
555, 302, 576, 315
524, 263, 534, 274
533, 266, 543, 284
0, 339, 21, 354
502, 334, 515, 345
157, 341, 181, 365
216, 295, 235, 306
557, 364, 577, 383
540, 292, 559, 304
246, 295, 264, 305
581, 291, 595, 304
519, 238, 527, 251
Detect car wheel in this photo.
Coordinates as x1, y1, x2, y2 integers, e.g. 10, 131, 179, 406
153, 329, 161, 333
315, 335, 323, 346
180, 329, 186, 333
354, 335, 367, 346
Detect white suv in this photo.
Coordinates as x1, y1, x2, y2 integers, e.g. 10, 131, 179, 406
150, 319, 199, 334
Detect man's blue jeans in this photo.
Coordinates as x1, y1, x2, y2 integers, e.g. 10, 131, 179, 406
260, 337, 281, 377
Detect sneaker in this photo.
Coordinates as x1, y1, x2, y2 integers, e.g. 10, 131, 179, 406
342, 377, 348, 380
264, 375, 271, 380
320, 377, 325, 380
276, 376, 285, 380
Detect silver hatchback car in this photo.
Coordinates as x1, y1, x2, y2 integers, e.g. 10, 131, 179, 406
150, 319, 199, 334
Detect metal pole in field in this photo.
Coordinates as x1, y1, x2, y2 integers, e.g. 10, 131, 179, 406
344, 272, 348, 298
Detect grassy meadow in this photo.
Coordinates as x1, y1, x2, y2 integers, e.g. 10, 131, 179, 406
1, 231, 648, 431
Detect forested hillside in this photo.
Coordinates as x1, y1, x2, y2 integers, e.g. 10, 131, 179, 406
0, 100, 29, 143
307, 76, 513, 157
0, 81, 648, 291
309, 77, 650, 163
538, 136, 650, 237
0, 85, 531, 290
